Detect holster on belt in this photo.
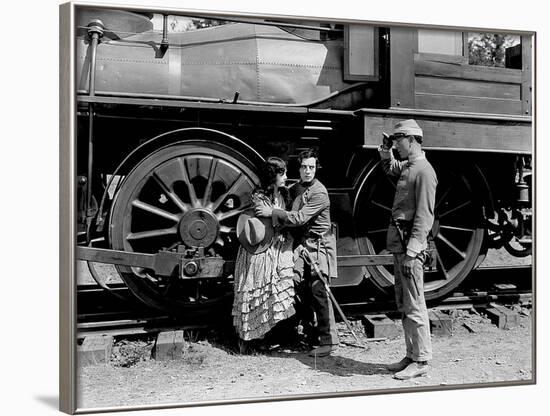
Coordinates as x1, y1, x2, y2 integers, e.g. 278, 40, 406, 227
390, 218, 435, 269
390, 218, 412, 250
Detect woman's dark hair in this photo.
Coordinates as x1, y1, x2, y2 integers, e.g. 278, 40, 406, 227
255, 157, 287, 202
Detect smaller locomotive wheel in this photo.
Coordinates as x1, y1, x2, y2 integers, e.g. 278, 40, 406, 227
109, 138, 260, 314
353, 159, 487, 301
504, 238, 532, 258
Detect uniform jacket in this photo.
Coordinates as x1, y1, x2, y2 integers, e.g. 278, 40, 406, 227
378, 147, 438, 256
271, 179, 337, 278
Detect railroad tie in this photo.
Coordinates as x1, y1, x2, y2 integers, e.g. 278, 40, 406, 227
428, 310, 453, 337
78, 335, 114, 366
361, 314, 399, 340
484, 303, 520, 330
152, 330, 186, 361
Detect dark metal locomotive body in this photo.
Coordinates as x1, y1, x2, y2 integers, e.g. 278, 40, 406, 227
75, 7, 532, 314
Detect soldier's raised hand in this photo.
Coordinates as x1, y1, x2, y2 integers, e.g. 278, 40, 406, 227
382, 132, 393, 150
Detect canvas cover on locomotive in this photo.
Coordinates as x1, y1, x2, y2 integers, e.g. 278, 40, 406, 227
76, 11, 348, 104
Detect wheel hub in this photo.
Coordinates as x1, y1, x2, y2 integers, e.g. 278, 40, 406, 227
179, 208, 219, 248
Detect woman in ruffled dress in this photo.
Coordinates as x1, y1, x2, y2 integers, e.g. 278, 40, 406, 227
232, 157, 296, 351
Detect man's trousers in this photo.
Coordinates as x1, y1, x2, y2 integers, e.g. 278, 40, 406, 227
294, 263, 339, 346
393, 253, 432, 362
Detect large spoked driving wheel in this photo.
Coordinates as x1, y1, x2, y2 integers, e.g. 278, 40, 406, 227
109, 139, 260, 314
353, 159, 486, 301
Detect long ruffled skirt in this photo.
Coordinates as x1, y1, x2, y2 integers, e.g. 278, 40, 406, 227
232, 234, 296, 341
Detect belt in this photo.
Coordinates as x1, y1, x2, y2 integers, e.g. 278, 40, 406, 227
391, 218, 413, 229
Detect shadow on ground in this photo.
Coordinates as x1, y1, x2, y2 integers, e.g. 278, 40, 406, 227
267, 350, 393, 377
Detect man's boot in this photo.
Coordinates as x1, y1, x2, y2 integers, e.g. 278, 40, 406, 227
308, 344, 337, 357
393, 361, 429, 380
387, 357, 413, 372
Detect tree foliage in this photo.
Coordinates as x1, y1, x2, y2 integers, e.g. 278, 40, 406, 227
191, 19, 226, 29
468, 33, 519, 67
160, 15, 228, 32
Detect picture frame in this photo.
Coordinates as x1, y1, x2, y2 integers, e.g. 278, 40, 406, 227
59, 1, 536, 414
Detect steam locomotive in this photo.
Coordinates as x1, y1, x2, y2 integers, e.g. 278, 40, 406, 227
74, 7, 532, 314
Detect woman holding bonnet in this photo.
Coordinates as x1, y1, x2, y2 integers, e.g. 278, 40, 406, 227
232, 157, 296, 351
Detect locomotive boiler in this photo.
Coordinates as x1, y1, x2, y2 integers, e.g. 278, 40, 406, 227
74, 7, 533, 314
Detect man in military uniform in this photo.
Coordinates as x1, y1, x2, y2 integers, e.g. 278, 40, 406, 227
378, 119, 437, 380
255, 149, 338, 357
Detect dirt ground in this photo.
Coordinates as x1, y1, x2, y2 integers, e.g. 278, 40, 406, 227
77, 305, 533, 410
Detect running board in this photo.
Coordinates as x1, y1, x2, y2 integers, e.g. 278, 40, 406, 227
77, 247, 397, 278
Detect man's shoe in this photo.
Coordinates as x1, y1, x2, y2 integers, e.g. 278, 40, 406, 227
308, 344, 337, 357
393, 361, 429, 380
237, 339, 249, 355
387, 357, 413, 372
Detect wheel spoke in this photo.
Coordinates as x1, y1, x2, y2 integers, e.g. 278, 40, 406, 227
436, 232, 466, 260
196, 281, 202, 303
165, 242, 180, 251
161, 279, 176, 296
127, 227, 178, 240
178, 157, 200, 208
219, 226, 236, 234
439, 224, 475, 233
367, 227, 389, 235
371, 200, 392, 212
438, 200, 471, 219
132, 267, 147, 277
144, 274, 159, 283
202, 158, 218, 206
435, 184, 453, 210
364, 237, 386, 254
209, 175, 248, 212
435, 250, 450, 280
152, 172, 190, 214
217, 204, 251, 222
131, 200, 181, 222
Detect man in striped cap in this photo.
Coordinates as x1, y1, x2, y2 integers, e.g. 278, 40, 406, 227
378, 119, 438, 380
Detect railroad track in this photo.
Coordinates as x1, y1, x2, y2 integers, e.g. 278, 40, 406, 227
77, 291, 532, 339
77, 265, 532, 338
340, 287, 532, 317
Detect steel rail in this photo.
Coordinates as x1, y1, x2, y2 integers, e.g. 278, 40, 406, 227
77, 317, 210, 338
76, 265, 532, 326
77, 289, 531, 338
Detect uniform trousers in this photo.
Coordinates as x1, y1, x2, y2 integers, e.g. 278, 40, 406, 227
393, 252, 432, 362
294, 262, 339, 346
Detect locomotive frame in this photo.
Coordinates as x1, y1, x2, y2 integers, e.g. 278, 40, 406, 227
60, 1, 535, 413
